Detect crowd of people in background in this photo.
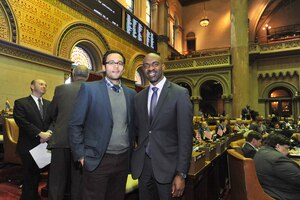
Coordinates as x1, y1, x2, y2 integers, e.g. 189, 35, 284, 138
193, 105, 300, 200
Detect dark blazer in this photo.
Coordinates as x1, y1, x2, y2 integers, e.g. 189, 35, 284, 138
242, 142, 257, 158
47, 81, 83, 149
254, 146, 300, 200
131, 80, 193, 183
13, 95, 50, 154
68, 80, 136, 171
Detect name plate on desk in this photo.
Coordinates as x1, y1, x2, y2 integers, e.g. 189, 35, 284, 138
189, 151, 206, 174
198, 144, 217, 161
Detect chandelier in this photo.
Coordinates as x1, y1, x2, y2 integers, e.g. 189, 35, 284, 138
199, 2, 209, 27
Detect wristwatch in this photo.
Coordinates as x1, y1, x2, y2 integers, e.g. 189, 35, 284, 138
176, 171, 187, 179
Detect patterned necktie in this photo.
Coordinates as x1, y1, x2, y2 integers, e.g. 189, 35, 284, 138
145, 87, 159, 158
149, 87, 158, 123
38, 98, 43, 119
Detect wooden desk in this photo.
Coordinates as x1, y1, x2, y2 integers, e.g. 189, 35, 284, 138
185, 150, 228, 200
291, 157, 300, 166
184, 133, 244, 200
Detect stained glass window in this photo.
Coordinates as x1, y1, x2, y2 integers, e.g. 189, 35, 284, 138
71, 46, 93, 70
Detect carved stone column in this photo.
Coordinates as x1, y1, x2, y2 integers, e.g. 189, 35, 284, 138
157, 0, 168, 35
191, 96, 202, 116
230, 0, 249, 118
151, 0, 159, 33
222, 95, 233, 118
156, 1, 169, 58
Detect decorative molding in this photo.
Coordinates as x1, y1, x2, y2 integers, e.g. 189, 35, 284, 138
250, 39, 300, 54
56, 23, 109, 59
0, 39, 72, 71
258, 70, 299, 80
0, 0, 17, 43
165, 55, 231, 72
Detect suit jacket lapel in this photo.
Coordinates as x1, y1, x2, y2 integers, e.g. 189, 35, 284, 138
99, 80, 113, 120
141, 87, 151, 126
123, 86, 131, 123
151, 80, 170, 125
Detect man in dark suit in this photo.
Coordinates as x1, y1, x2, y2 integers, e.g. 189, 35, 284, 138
13, 79, 52, 200
242, 131, 262, 158
47, 65, 89, 200
131, 53, 193, 200
69, 50, 136, 200
254, 134, 300, 200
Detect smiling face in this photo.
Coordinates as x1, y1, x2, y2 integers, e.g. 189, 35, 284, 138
142, 53, 165, 86
104, 53, 125, 84
31, 79, 47, 97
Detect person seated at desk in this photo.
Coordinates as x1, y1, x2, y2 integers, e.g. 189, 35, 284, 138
198, 121, 215, 141
215, 117, 229, 138
242, 131, 262, 158
249, 116, 267, 135
254, 134, 300, 200
233, 118, 247, 133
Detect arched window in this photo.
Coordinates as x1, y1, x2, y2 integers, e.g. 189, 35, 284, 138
186, 32, 196, 54
172, 16, 178, 47
146, 0, 151, 27
126, 0, 134, 13
269, 87, 292, 117
71, 46, 93, 70
176, 82, 191, 96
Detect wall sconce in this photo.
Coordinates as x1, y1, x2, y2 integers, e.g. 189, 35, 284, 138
262, 24, 271, 34
199, 2, 209, 27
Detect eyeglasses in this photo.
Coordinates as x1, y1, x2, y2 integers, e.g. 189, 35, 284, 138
106, 60, 124, 66
143, 61, 160, 68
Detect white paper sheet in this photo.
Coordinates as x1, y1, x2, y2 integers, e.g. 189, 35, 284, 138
29, 143, 51, 168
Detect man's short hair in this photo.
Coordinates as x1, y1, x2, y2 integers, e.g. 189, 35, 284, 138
219, 117, 226, 123
266, 133, 290, 148
102, 50, 126, 65
246, 131, 262, 142
73, 65, 89, 79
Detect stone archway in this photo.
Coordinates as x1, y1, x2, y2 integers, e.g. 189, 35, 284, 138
0, 0, 18, 43
261, 82, 298, 118
195, 74, 232, 117
127, 53, 145, 82
55, 22, 109, 71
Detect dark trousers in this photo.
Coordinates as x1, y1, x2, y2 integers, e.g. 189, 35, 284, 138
48, 148, 82, 200
83, 151, 129, 200
19, 153, 41, 200
139, 155, 181, 200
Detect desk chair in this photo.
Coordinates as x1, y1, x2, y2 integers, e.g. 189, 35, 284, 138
2, 117, 23, 185
229, 138, 245, 155
227, 149, 274, 200
3, 118, 22, 164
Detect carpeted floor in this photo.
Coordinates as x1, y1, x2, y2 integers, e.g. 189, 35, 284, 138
0, 163, 48, 200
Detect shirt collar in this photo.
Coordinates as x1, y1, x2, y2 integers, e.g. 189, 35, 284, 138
31, 94, 42, 102
105, 77, 122, 90
149, 76, 166, 91
246, 142, 258, 151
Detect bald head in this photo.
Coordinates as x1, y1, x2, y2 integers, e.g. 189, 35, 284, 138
143, 53, 165, 85
72, 65, 89, 81
144, 53, 163, 64
30, 79, 47, 97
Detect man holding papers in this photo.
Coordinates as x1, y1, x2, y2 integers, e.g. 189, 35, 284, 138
13, 79, 51, 200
